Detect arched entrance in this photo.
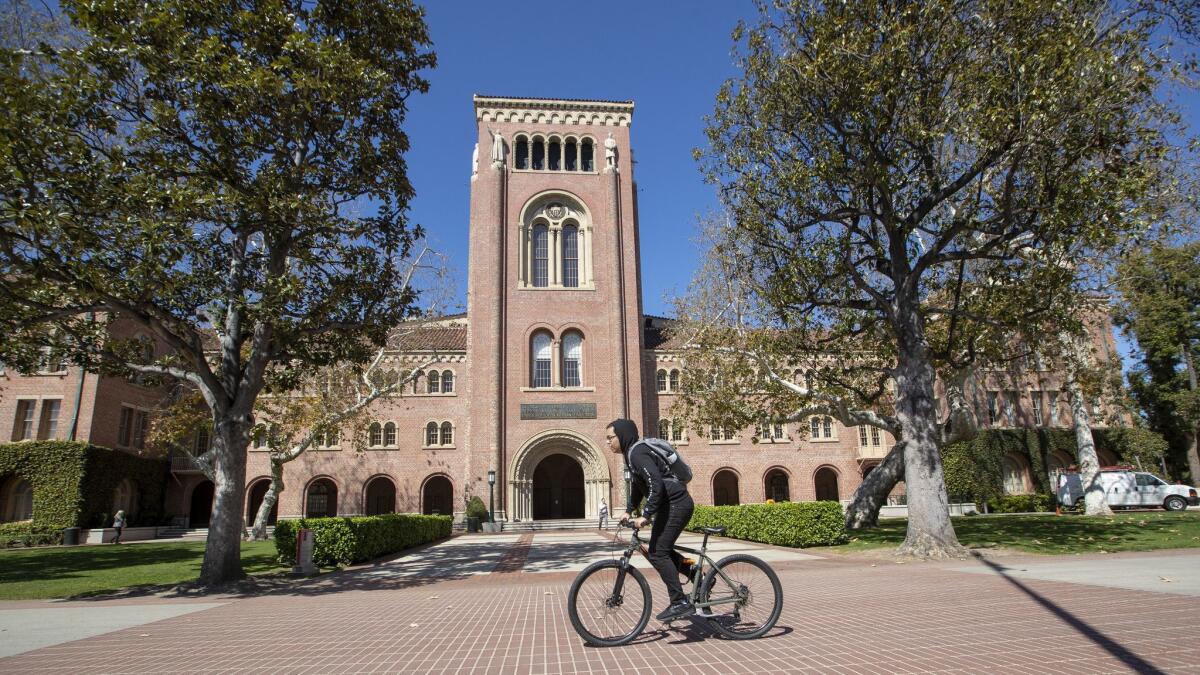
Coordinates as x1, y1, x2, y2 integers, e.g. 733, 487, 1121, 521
245, 479, 277, 526
189, 480, 214, 527
305, 478, 337, 518
422, 475, 453, 516
814, 467, 840, 501
532, 454, 585, 519
713, 470, 739, 506
365, 476, 397, 515
509, 430, 610, 522
764, 468, 790, 502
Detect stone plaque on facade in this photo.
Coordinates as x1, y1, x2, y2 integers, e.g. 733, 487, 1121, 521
520, 403, 597, 420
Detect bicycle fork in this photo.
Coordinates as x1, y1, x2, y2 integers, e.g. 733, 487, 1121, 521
606, 552, 636, 608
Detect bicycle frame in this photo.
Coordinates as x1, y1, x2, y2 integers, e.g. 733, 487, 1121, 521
612, 525, 745, 612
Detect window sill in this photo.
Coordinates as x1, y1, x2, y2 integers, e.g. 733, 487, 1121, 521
520, 386, 596, 392
409, 392, 458, 397
756, 438, 792, 444
808, 437, 839, 443
708, 439, 741, 445
517, 285, 596, 292
366, 446, 400, 451
654, 391, 678, 396
422, 444, 456, 450
511, 168, 600, 176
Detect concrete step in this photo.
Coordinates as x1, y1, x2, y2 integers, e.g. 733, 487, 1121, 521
479, 519, 618, 533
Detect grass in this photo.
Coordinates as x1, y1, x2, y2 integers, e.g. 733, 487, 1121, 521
825, 510, 1200, 556
0, 540, 288, 600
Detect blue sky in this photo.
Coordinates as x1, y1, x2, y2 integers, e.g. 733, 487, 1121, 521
403, 2, 1200, 327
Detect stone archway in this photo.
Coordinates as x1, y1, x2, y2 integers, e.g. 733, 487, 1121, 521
509, 429, 610, 522
532, 454, 585, 519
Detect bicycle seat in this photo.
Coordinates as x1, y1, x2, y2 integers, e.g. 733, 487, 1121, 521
701, 526, 726, 535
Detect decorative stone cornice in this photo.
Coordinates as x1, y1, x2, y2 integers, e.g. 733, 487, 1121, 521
474, 95, 634, 127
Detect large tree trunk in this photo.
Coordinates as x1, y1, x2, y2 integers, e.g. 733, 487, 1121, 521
845, 440, 905, 529
249, 457, 283, 541
199, 417, 251, 585
893, 314, 967, 558
1182, 347, 1200, 484
1063, 364, 1112, 517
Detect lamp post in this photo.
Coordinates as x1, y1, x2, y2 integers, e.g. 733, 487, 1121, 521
487, 470, 496, 523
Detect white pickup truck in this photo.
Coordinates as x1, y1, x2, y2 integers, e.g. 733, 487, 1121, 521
1056, 467, 1200, 511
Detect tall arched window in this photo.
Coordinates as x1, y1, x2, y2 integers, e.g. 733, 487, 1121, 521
383, 422, 396, 446
671, 419, 685, 443
562, 224, 579, 287
532, 332, 552, 388
658, 419, 670, 438
823, 416, 833, 438
669, 369, 680, 391
562, 332, 582, 387
532, 137, 545, 170
532, 224, 549, 287
565, 139, 577, 170
441, 370, 454, 393
515, 136, 529, 169
810, 417, 821, 438
581, 138, 594, 171
369, 422, 382, 447
427, 370, 440, 394
425, 422, 438, 447
440, 422, 453, 446
548, 138, 561, 170
656, 369, 667, 393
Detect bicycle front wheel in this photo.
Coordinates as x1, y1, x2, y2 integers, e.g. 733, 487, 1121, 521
567, 559, 652, 647
698, 553, 783, 639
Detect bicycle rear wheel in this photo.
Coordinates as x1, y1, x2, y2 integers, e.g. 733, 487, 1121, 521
567, 559, 652, 647
698, 553, 782, 639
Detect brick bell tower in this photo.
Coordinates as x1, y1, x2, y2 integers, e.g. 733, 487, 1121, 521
465, 96, 645, 523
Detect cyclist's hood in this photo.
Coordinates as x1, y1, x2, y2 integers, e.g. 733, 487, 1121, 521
608, 418, 640, 455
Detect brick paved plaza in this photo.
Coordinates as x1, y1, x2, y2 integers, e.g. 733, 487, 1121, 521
1, 532, 1198, 674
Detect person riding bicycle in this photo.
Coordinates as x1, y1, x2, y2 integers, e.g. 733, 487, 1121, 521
605, 418, 696, 622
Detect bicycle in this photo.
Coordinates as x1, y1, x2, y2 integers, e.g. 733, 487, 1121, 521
566, 520, 783, 646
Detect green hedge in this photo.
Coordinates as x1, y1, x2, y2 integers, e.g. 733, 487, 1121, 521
0, 522, 62, 548
986, 493, 1056, 513
943, 428, 1169, 505
0, 441, 166, 530
687, 501, 847, 548
274, 513, 452, 567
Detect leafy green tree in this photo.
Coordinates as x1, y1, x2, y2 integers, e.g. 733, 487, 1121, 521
0, 0, 434, 584
697, 0, 1179, 557
1116, 242, 1200, 483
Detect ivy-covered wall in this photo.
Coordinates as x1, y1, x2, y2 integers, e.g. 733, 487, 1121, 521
943, 427, 1169, 504
0, 441, 166, 529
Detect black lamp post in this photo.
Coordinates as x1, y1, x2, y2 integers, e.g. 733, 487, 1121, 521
487, 470, 496, 523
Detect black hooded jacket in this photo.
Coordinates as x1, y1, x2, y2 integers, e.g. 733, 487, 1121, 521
610, 418, 683, 519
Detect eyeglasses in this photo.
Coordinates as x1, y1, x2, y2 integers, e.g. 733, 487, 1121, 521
605, 434, 617, 441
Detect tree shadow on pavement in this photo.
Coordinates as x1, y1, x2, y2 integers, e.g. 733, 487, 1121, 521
972, 553, 1165, 674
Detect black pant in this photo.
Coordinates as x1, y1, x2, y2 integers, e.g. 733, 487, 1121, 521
647, 487, 694, 605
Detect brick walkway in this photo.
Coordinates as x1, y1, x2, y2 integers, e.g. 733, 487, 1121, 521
1, 533, 1198, 673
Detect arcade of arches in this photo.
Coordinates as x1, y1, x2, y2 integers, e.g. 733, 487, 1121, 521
422, 475, 453, 516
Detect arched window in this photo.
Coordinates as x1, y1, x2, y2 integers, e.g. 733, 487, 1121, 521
425, 422, 438, 447
383, 422, 396, 446
428, 370, 440, 394
532, 137, 545, 170
823, 416, 833, 438
658, 419, 670, 438
581, 138, 594, 171
669, 369, 680, 391
532, 224, 549, 287
565, 139, 577, 170
3, 478, 34, 522
441, 370, 454, 393
112, 478, 137, 518
369, 422, 382, 448
515, 136, 529, 170
365, 476, 396, 516
814, 467, 840, 501
766, 469, 790, 502
548, 138, 561, 170
562, 332, 582, 387
440, 422, 453, 446
671, 419, 685, 443
532, 332, 552, 388
810, 417, 820, 438
713, 470, 739, 506
305, 478, 337, 518
562, 224, 579, 287
656, 369, 667, 392
1002, 455, 1027, 494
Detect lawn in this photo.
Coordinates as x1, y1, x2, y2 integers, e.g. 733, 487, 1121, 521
0, 541, 288, 600
826, 511, 1200, 555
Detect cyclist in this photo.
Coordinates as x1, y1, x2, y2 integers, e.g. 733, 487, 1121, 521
605, 418, 696, 622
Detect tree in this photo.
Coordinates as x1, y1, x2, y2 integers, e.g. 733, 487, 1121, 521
1116, 242, 1200, 483
0, 0, 435, 584
697, 0, 1176, 556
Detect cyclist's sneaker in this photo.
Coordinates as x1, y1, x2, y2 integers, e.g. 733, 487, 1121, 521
696, 604, 714, 617
655, 601, 695, 622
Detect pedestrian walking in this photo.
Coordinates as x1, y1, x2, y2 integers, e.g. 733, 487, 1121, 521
598, 498, 609, 529
110, 509, 126, 544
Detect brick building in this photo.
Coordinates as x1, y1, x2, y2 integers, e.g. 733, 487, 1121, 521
0, 95, 1124, 527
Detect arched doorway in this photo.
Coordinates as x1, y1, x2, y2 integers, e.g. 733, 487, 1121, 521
112, 479, 139, 522
814, 467, 840, 501
245, 479, 277, 526
0, 475, 34, 522
305, 478, 337, 518
1096, 448, 1120, 467
189, 480, 214, 527
532, 453, 585, 519
1002, 453, 1030, 495
764, 468, 790, 502
713, 470, 740, 506
422, 475, 453, 516
365, 476, 396, 516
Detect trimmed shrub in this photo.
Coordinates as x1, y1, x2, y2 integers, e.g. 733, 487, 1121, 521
986, 493, 1056, 514
688, 501, 847, 548
275, 513, 452, 567
465, 496, 488, 521
0, 522, 62, 548
0, 441, 166, 530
